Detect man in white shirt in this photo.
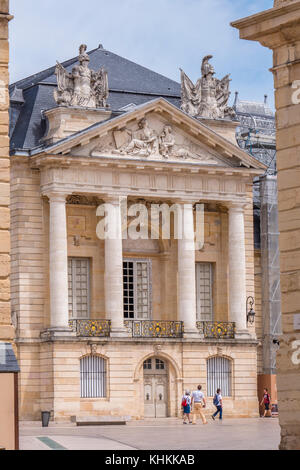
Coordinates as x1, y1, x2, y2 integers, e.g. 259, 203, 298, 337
191, 385, 207, 425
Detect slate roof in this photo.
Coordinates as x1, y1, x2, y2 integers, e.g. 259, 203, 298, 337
0, 342, 20, 373
10, 46, 181, 151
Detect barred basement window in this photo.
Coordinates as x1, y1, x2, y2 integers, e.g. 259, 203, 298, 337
207, 356, 232, 397
80, 356, 107, 398
123, 259, 151, 319
68, 258, 90, 319
196, 262, 213, 321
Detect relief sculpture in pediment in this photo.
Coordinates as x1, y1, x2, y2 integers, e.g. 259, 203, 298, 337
113, 118, 158, 157
105, 118, 218, 164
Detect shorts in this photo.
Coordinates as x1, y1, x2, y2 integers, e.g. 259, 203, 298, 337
183, 405, 191, 414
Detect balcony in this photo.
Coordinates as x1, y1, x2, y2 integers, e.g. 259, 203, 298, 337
69, 319, 111, 337
124, 320, 184, 338
196, 321, 236, 339
68, 319, 235, 340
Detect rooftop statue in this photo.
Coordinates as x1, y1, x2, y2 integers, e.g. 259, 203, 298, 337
180, 55, 236, 120
54, 44, 109, 108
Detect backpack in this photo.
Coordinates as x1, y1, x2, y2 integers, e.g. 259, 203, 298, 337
181, 397, 188, 407
213, 394, 219, 406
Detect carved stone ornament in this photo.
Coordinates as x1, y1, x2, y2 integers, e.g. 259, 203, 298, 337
274, 0, 295, 6
180, 55, 236, 120
107, 118, 217, 163
66, 195, 99, 206
54, 44, 109, 109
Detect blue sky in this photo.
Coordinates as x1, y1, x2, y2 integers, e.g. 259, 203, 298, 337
9, 0, 275, 108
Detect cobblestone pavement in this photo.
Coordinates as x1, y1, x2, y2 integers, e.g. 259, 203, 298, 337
19, 417, 280, 450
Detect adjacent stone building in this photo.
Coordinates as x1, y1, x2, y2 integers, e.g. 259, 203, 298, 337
10, 46, 267, 422
233, 94, 281, 412
0, 0, 13, 342
232, 0, 300, 450
0, 0, 19, 451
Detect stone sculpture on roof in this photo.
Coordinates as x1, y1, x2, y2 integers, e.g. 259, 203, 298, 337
54, 44, 109, 109
180, 55, 236, 120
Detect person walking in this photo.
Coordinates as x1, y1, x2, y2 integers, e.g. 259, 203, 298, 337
211, 388, 223, 421
191, 385, 207, 425
260, 388, 271, 417
181, 390, 192, 424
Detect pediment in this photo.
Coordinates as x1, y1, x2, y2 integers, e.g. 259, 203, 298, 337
88, 111, 224, 166
38, 98, 266, 171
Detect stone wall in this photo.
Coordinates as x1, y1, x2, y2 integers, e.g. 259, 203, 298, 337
18, 340, 258, 421
232, 0, 300, 450
0, 0, 13, 341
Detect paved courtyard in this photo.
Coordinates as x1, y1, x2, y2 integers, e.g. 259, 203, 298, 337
19, 417, 280, 450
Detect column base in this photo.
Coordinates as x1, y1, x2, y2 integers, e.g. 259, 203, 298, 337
110, 327, 130, 338
41, 327, 76, 340
235, 329, 252, 340
183, 327, 200, 339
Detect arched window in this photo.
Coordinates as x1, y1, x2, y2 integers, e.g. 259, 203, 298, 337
80, 356, 107, 398
207, 356, 232, 397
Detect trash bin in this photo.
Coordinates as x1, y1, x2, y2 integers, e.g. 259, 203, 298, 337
41, 411, 50, 427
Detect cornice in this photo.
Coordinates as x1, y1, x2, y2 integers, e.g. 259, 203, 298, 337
231, 1, 300, 46
29, 152, 264, 178
26, 98, 266, 171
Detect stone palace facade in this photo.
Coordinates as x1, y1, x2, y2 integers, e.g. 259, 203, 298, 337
9, 46, 266, 421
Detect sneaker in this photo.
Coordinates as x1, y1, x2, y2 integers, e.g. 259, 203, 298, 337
211, 415, 215, 421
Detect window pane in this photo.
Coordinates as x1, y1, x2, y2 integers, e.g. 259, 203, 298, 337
123, 260, 151, 319
196, 263, 213, 321
68, 258, 90, 319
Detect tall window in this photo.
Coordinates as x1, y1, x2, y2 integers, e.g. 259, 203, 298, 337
196, 262, 213, 321
68, 258, 90, 319
123, 259, 151, 319
80, 355, 107, 398
207, 356, 232, 397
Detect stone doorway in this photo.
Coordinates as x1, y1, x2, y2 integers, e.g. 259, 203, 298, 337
143, 357, 168, 418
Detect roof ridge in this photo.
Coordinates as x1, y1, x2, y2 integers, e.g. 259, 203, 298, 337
94, 47, 180, 87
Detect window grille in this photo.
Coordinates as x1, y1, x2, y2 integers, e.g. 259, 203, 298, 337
80, 355, 107, 398
196, 262, 213, 321
207, 356, 232, 397
123, 259, 151, 319
68, 258, 90, 319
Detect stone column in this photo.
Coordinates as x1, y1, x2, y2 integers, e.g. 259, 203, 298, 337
103, 196, 127, 336
228, 204, 248, 335
232, 0, 300, 450
177, 203, 198, 335
48, 193, 69, 330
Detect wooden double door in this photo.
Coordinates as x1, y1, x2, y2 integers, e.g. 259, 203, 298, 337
143, 357, 168, 418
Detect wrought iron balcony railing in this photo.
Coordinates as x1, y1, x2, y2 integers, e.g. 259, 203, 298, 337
124, 320, 184, 338
196, 321, 236, 339
69, 319, 111, 337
